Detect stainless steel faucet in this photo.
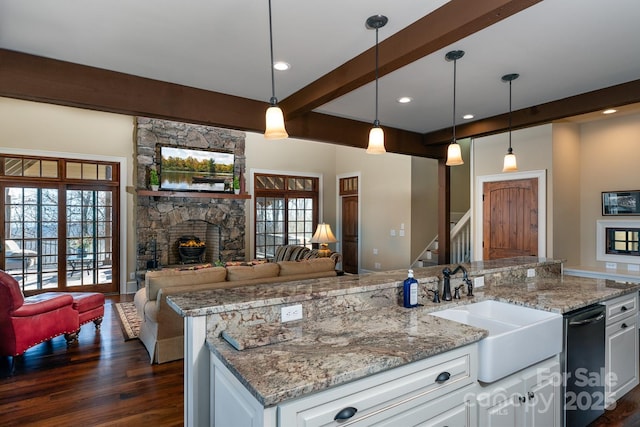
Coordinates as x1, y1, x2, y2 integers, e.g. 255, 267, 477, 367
442, 265, 473, 301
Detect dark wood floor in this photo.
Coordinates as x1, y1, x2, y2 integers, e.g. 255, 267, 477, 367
2, 294, 640, 427
0, 295, 183, 426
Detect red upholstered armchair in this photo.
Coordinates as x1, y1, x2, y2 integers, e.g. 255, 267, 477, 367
0, 270, 79, 357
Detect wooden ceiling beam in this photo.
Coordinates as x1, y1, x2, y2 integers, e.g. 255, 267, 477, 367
0, 49, 268, 133
279, 0, 543, 118
422, 79, 640, 145
0, 49, 429, 156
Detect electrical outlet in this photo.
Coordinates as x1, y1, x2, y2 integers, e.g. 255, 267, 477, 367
628, 264, 640, 272
390, 229, 396, 236
399, 229, 405, 237
373, 248, 378, 255
473, 276, 485, 288
527, 268, 536, 278
606, 262, 617, 270
129, 272, 135, 280
375, 262, 381, 269
281, 304, 303, 322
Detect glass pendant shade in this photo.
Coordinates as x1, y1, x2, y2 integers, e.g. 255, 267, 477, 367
503, 151, 518, 172
264, 105, 288, 140
446, 142, 464, 166
366, 125, 386, 154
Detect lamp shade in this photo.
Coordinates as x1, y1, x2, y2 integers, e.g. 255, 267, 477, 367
366, 126, 386, 154
265, 105, 288, 140
446, 142, 464, 166
310, 223, 337, 244
503, 152, 518, 172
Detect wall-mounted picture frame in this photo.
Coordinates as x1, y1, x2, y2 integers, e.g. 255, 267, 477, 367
602, 190, 640, 215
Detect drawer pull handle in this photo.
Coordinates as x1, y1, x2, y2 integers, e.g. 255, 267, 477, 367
621, 323, 628, 329
435, 371, 451, 383
519, 394, 526, 403
334, 407, 357, 421
528, 391, 535, 401
621, 306, 628, 312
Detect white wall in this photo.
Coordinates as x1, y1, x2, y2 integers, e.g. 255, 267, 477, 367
243, 132, 418, 271
0, 97, 135, 291
579, 113, 640, 269
471, 124, 554, 260
335, 145, 412, 271
552, 123, 581, 266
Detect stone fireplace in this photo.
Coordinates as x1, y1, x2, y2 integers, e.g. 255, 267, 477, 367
135, 118, 247, 271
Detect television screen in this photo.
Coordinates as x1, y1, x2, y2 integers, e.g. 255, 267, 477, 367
159, 146, 235, 192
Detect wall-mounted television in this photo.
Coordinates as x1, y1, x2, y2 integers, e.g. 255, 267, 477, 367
159, 145, 235, 192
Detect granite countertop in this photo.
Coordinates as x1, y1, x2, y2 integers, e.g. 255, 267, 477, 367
209, 305, 488, 407
475, 275, 640, 314
166, 269, 437, 317
166, 257, 640, 408
209, 275, 640, 407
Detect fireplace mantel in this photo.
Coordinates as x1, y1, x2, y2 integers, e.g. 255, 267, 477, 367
135, 188, 251, 199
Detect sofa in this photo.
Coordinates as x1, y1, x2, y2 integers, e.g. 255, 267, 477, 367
273, 244, 342, 268
133, 257, 338, 364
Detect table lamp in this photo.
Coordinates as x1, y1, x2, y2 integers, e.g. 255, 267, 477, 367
310, 223, 337, 257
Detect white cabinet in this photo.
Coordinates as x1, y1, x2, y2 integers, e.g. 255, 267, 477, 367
477, 357, 561, 427
211, 344, 478, 427
604, 293, 639, 405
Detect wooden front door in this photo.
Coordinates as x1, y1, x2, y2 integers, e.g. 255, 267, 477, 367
483, 178, 538, 260
340, 177, 359, 274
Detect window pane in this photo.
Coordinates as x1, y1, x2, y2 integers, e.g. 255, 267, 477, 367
98, 164, 113, 180
24, 160, 41, 177
83, 163, 98, 180
3, 157, 23, 176
42, 160, 58, 178
67, 162, 82, 179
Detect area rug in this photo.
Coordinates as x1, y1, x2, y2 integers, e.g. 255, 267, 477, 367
115, 302, 140, 341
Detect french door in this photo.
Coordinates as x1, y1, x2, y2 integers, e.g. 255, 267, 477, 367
0, 155, 119, 294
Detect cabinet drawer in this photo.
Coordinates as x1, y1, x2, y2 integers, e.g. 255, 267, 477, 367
605, 293, 638, 324
278, 344, 477, 427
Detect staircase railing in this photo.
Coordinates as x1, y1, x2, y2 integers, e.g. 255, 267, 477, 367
412, 209, 471, 267
449, 209, 471, 264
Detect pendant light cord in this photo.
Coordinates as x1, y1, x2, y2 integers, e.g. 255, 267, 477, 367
374, 26, 380, 126
452, 58, 457, 143
508, 79, 513, 152
268, 0, 276, 105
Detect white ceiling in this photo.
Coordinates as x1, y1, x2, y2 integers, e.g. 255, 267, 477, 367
1, 0, 639, 134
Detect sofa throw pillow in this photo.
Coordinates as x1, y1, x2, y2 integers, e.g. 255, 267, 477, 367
273, 245, 311, 262
226, 262, 280, 281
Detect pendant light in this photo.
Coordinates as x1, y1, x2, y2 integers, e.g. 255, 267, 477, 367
445, 50, 465, 166
365, 15, 388, 154
264, 0, 288, 140
502, 73, 519, 172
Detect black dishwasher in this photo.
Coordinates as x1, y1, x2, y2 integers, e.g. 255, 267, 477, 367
562, 303, 606, 427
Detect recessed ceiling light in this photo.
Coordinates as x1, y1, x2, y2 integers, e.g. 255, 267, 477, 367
462, 114, 474, 120
397, 97, 413, 104
273, 61, 290, 71
603, 109, 617, 115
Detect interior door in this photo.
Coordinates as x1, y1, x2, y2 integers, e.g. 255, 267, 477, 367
340, 176, 359, 274
342, 196, 358, 274
483, 178, 538, 260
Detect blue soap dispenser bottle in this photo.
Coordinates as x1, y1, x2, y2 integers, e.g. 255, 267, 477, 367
403, 269, 419, 308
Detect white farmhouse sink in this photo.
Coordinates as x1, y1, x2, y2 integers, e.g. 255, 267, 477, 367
430, 300, 562, 383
